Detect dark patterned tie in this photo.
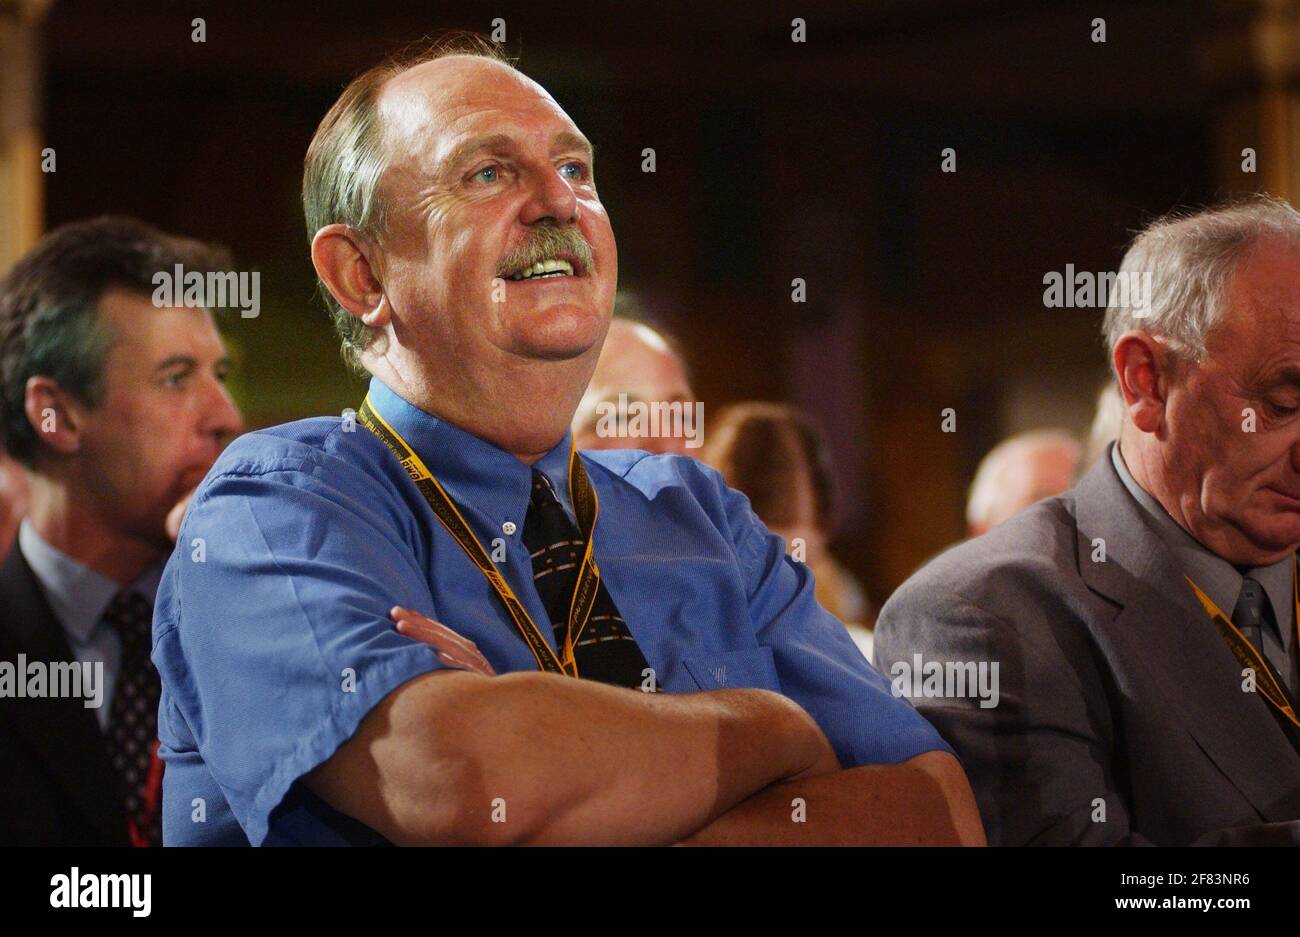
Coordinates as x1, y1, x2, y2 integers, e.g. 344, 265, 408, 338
522, 469, 655, 689
103, 590, 162, 846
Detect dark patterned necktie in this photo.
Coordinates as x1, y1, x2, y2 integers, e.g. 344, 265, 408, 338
522, 469, 655, 689
103, 590, 162, 846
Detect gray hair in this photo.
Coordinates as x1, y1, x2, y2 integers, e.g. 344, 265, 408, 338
1103, 194, 1300, 363
302, 32, 513, 373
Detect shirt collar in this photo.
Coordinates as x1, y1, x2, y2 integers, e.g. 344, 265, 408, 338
366, 376, 576, 534
1111, 442, 1294, 632
18, 519, 163, 644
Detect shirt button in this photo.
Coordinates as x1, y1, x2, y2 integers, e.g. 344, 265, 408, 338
502, 521, 517, 536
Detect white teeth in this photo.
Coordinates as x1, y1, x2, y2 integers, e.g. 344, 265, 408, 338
511, 258, 574, 280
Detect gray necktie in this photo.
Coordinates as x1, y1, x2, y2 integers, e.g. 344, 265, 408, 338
1230, 577, 1277, 663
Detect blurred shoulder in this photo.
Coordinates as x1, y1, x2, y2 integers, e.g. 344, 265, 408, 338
886, 492, 1082, 619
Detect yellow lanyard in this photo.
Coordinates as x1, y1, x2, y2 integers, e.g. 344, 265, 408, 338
358, 395, 601, 678
1184, 559, 1300, 730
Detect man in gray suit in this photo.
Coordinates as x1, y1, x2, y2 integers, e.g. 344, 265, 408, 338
876, 196, 1300, 845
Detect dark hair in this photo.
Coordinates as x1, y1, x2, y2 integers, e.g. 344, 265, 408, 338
0, 215, 232, 466
703, 402, 837, 532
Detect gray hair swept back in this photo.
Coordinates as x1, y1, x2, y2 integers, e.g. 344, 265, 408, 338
1103, 194, 1300, 363
302, 32, 514, 373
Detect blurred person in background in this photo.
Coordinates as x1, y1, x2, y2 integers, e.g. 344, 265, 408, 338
0, 217, 244, 845
1081, 380, 1125, 477
965, 429, 1080, 538
703, 401, 874, 659
0, 450, 28, 559
572, 297, 698, 457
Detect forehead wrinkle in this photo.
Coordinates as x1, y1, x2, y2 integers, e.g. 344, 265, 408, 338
378, 59, 581, 172
1232, 331, 1300, 392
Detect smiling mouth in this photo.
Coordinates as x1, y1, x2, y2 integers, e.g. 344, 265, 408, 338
504, 256, 582, 281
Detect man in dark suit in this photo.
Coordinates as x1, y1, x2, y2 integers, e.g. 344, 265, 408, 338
877, 196, 1300, 845
0, 217, 242, 845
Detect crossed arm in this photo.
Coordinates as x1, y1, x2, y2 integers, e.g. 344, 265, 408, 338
302, 608, 985, 846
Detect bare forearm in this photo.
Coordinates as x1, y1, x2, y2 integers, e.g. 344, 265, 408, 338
437, 672, 833, 845
678, 751, 987, 846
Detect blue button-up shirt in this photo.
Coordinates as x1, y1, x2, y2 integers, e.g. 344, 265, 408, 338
154, 376, 951, 845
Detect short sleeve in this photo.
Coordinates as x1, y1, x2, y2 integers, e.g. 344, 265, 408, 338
153, 443, 445, 846
719, 476, 955, 768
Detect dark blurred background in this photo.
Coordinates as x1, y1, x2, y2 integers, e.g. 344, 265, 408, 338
1, 0, 1291, 602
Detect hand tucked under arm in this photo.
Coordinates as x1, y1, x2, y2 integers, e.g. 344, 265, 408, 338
391, 606, 496, 675
678, 750, 987, 846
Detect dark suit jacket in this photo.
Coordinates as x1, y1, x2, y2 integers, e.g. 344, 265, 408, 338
875, 452, 1300, 845
0, 544, 129, 845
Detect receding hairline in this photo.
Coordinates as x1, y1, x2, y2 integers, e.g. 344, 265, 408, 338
590, 321, 689, 391
379, 52, 532, 97
604, 319, 674, 356
373, 54, 586, 171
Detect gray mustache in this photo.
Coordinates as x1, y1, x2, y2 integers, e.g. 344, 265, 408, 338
497, 224, 594, 277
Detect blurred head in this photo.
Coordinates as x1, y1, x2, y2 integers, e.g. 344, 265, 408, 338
0, 451, 28, 557
306, 34, 617, 447
0, 217, 243, 551
1082, 379, 1125, 476
966, 430, 1080, 537
1106, 196, 1300, 566
573, 312, 696, 456
703, 402, 836, 558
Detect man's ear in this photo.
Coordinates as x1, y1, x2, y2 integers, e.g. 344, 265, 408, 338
24, 375, 85, 458
311, 225, 391, 328
1112, 331, 1173, 435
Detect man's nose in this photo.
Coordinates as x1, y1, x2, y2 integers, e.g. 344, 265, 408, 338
519, 165, 579, 226
204, 379, 245, 440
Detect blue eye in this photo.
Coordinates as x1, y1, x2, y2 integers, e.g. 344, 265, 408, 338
473, 166, 498, 184
560, 162, 585, 180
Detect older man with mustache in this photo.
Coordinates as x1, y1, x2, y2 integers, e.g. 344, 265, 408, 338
153, 35, 982, 847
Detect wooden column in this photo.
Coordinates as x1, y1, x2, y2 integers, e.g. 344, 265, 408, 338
1204, 0, 1300, 197
0, 0, 49, 272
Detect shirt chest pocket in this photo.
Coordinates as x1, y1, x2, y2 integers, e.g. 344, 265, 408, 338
682, 647, 781, 693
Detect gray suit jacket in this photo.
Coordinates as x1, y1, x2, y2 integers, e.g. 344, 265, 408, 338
875, 452, 1300, 845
